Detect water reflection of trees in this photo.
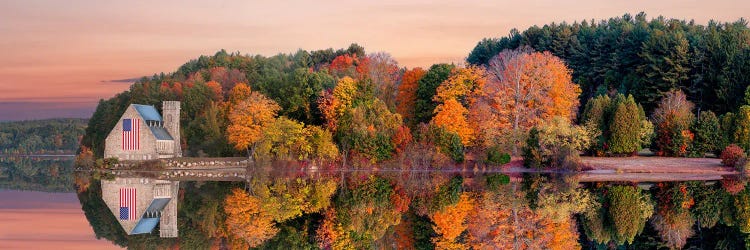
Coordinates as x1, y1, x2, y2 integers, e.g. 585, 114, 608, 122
76, 170, 750, 249
0, 156, 74, 192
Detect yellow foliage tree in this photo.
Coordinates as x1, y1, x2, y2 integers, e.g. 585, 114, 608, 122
319, 76, 358, 131
226, 90, 280, 159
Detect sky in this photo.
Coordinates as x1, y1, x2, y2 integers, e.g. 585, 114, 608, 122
0, 0, 749, 121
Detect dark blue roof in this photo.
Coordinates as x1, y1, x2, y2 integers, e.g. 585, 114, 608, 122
132, 104, 163, 121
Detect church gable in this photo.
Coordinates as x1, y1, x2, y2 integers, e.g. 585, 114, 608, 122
104, 101, 182, 160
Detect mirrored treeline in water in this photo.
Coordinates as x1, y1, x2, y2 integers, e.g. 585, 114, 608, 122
76, 165, 750, 250
0, 156, 76, 192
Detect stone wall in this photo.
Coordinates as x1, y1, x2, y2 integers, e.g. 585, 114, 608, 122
159, 181, 179, 238
104, 106, 159, 160
162, 101, 181, 158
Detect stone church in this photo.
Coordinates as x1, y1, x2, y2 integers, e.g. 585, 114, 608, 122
101, 177, 179, 238
104, 101, 182, 160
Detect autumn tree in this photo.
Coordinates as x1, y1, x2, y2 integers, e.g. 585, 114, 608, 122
251, 177, 338, 222
367, 52, 401, 110
430, 193, 475, 249
306, 126, 339, 161
651, 183, 696, 249
432, 66, 487, 146
432, 99, 473, 146
338, 99, 403, 162
328, 176, 409, 248
652, 90, 695, 156
227, 85, 281, 159
224, 188, 278, 248
318, 77, 358, 131
481, 47, 581, 154
466, 184, 581, 249
255, 117, 309, 161
396, 67, 426, 125
329, 54, 368, 79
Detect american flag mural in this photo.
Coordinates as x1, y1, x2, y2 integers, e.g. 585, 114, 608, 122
119, 187, 136, 220
122, 118, 140, 150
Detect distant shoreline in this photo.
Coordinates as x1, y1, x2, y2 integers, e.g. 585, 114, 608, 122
0, 154, 75, 157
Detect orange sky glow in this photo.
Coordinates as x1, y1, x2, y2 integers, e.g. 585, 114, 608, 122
1, 0, 749, 120
0, 191, 121, 249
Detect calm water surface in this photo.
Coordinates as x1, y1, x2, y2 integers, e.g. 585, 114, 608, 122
2, 156, 750, 249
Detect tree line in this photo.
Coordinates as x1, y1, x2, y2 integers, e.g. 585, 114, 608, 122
468, 12, 750, 114
80, 13, 750, 170
0, 118, 87, 155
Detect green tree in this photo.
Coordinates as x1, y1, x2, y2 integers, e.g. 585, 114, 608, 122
414, 64, 455, 124
609, 95, 644, 155
691, 110, 721, 156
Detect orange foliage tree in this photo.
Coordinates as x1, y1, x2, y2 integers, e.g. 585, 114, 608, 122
223, 188, 278, 248
329, 54, 369, 79
206, 80, 223, 99
481, 48, 581, 149
433, 99, 474, 145
430, 193, 475, 249
226, 86, 281, 159
396, 67, 426, 124
466, 186, 581, 249
431, 66, 487, 146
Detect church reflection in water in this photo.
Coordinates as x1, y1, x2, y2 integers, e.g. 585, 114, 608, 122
79, 169, 750, 249
101, 177, 179, 238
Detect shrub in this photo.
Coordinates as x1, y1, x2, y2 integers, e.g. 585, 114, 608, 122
418, 124, 465, 163
720, 144, 746, 169
550, 145, 584, 171
734, 105, 750, 151
609, 95, 643, 155
581, 95, 612, 155
522, 127, 543, 169
486, 146, 511, 165
523, 117, 591, 169
719, 112, 736, 154
721, 176, 746, 195
690, 111, 721, 157
582, 94, 651, 156
485, 174, 510, 191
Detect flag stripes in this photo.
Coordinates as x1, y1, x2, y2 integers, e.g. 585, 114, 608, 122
122, 118, 140, 150
119, 187, 136, 220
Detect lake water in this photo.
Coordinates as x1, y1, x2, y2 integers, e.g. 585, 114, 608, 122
2, 157, 749, 249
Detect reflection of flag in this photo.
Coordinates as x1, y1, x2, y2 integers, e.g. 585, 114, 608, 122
119, 188, 136, 220
122, 118, 140, 150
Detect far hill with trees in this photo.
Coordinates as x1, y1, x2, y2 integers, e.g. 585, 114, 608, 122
0, 118, 87, 155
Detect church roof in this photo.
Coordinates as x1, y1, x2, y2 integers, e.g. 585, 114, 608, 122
129, 198, 172, 234
130, 104, 173, 140
132, 104, 163, 121
149, 126, 174, 140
